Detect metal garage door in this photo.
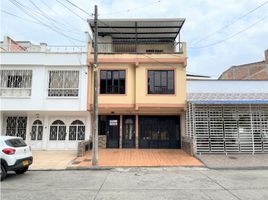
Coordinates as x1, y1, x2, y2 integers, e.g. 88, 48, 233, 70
190, 105, 268, 154
139, 116, 180, 148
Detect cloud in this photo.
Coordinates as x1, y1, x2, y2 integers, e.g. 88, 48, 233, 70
1, 0, 268, 77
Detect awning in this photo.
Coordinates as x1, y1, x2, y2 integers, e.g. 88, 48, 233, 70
88, 18, 185, 43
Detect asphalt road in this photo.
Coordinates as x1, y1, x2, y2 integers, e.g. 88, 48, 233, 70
1, 168, 268, 200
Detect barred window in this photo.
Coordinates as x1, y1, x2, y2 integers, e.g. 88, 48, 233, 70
69, 120, 85, 140
31, 120, 43, 140
6, 116, 27, 140
48, 70, 79, 97
0, 70, 32, 97
49, 120, 66, 140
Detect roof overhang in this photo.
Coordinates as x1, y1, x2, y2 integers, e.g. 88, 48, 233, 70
88, 18, 185, 43
189, 100, 268, 105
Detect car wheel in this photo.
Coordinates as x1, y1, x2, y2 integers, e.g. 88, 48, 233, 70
15, 166, 29, 174
1, 164, 7, 181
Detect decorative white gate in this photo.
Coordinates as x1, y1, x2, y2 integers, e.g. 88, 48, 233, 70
186, 104, 268, 154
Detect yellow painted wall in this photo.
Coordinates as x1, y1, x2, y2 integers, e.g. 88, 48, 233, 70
89, 61, 186, 106
135, 63, 186, 105
96, 63, 135, 105
88, 42, 187, 109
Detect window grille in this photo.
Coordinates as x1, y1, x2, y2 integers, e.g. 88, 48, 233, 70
69, 120, 85, 140
31, 120, 43, 140
6, 116, 27, 140
48, 70, 79, 97
186, 104, 268, 154
49, 120, 66, 140
0, 70, 32, 97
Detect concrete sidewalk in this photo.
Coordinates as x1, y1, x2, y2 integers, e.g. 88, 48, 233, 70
196, 154, 268, 169
30, 150, 76, 170
68, 149, 204, 169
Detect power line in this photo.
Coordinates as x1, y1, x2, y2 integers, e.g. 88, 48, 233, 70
55, 0, 86, 21
38, 0, 80, 31
28, 0, 82, 35
191, 1, 268, 46
62, 0, 93, 17
1, 9, 44, 26
142, 54, 219, 77
189, 14, 268, 49
8, 0, 84, 44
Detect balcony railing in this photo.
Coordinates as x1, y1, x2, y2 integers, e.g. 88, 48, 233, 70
93, 42, 183, 54
0, 45, 86, 53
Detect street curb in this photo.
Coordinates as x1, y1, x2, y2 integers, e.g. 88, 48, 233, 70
29, 166, 208, 171
206, 166, 268, 170
65, 165, 208, 170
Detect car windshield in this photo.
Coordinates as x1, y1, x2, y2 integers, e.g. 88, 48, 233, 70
5, 138, 27, 147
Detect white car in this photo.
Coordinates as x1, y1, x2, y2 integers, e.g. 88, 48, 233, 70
0, 136, 33, 181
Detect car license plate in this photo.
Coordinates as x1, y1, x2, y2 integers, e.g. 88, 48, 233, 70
22, 160, 29, 166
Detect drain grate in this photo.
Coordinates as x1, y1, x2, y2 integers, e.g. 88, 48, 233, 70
84, 159, 92, 162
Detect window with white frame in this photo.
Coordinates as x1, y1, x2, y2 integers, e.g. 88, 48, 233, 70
0, 70, 32, 97
48, 70, 79, 97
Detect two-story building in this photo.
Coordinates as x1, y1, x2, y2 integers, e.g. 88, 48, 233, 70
88, 19, 187, 149
0, 37, 90, 150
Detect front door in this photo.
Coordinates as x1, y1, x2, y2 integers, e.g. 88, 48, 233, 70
29, 119, 44, 150
139, 116, 180, 148
122, 116, 136, 148
106, 116, 120, 148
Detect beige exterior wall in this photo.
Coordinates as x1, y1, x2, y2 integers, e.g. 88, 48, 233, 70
135, 63, 186, 105
97, 63, 135, 105
87, 43, 187, 114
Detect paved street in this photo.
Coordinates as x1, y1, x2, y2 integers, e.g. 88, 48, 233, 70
1, 168, 268, 200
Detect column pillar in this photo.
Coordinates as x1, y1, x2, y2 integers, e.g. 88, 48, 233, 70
43, 115, 49, 150
135, 113, 139, 148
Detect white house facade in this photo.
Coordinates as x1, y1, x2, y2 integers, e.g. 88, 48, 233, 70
0, 48, 90, 150
186, 80, 268, 154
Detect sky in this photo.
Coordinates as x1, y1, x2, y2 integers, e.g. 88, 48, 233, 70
1, 0, 268, 78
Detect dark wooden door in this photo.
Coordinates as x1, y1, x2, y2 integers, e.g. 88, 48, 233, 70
106, 115, 120, 148
122, 116, 136, 148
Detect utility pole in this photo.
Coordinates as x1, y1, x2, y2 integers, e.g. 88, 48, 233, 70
92, 5, 98, 166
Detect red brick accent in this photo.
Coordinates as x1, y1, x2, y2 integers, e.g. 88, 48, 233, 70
219, 50, 268, 80
7, 37, 26, 52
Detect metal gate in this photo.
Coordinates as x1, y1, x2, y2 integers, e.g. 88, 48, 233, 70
186, 104, 268, 153
139, 116, 180, 148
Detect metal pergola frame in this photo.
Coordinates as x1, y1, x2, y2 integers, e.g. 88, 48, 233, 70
88, 18, 185, 44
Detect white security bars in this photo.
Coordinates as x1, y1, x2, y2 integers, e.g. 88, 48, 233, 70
0, 70, 32, 97
48, 70, 79, 97
186, 104, 268, 154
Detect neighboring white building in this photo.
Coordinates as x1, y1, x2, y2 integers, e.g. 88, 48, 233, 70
186, 80, 268, 154
0, 38, 90, 150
